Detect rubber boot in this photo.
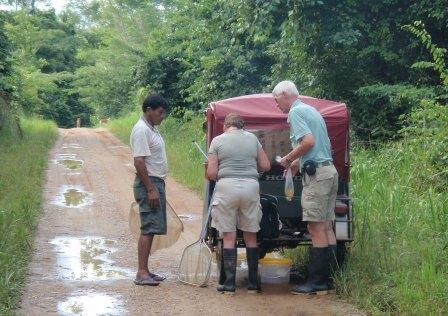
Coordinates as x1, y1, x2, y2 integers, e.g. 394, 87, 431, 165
217, 248, 237, 294
246, 247, 261, 293
217, 249, 226, 287
328, 244, 338, 290
291, 247, 329, 295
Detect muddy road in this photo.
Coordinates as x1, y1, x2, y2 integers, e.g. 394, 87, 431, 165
18, 128, 362, 316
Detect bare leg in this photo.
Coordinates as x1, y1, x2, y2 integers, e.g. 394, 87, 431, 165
136, 234, 153, 279
308, 222, 328, 247
325, 221, 336, 245
243, 231, 257, 248
223, 231, 237, 249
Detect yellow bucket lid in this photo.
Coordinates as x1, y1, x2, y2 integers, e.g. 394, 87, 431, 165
259, 257, 292, 266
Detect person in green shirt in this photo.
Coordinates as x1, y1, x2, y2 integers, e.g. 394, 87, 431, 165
273, 81, 339, 295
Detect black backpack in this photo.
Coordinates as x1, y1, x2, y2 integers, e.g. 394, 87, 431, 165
259, 194, 280, 239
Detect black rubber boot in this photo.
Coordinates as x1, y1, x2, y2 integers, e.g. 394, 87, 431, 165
217, 249, 226, 287
246, 247, 261, 293
328, 244, 338, 290
291, 247, 329, 295
217, 248, 237, 294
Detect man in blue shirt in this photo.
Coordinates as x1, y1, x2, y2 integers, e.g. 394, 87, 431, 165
273, 80, 339, 294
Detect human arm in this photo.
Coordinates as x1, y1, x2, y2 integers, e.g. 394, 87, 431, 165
134, 156, 160, 209
206, 153, 218, 181
257, 147, 271, 172
279, 133, 315, 168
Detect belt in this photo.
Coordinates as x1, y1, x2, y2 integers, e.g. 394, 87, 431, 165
316, 161, 333, 168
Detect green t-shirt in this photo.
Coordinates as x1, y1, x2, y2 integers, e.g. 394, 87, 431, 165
208, 129, 261, 180
287, 100, 333, 169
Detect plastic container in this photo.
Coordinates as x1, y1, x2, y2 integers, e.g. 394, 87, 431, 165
258, 257, 292, 284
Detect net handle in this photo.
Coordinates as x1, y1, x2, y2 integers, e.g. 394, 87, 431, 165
199, 190, 214, 241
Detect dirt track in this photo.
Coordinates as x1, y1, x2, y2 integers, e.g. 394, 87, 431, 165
18, 128, 363, 316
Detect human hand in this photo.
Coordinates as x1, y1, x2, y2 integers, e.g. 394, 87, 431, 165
282, 159, 300, 177
147, 189, 160, 209
279, 156, 292, 168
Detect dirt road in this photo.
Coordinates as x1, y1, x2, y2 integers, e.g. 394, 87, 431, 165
18, 128, 362, 315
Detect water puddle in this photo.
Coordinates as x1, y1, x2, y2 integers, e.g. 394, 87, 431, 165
177, 214, 201, 221
58, 291, 125, 315
56, 153, 77, 160
52, 185, 92, 208
62, 143, 82, 149
50, 236, 133, 281
57, 159, 84, 170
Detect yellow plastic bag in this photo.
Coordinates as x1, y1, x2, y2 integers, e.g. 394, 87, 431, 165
284, 167, 294, 201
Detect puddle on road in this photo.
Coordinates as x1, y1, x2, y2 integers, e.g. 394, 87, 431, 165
62, 143, 82, 149
54, 153, 83, 171
52, 185, 92, 208
50, 236, 133, 281
56, 153, 77, 160
177, 214, 201, 221
57, 159, 84, 170
58, 291, 125, 315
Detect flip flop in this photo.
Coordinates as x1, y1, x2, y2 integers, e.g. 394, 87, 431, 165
133, 276, 160, 286
149, 272, 166, 282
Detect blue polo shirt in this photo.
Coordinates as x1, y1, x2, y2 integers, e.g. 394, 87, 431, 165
287, 99, 332, 169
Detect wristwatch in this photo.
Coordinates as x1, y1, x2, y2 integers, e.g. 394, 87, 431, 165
286, 157, 293, 164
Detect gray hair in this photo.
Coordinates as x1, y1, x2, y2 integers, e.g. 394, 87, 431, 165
224, 113, 245, 129
272, 80, 299, 97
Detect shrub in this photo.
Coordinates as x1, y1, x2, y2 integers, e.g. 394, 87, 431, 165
351, 84, 434, 142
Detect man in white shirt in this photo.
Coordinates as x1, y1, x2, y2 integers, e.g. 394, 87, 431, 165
130, 93, 169, 286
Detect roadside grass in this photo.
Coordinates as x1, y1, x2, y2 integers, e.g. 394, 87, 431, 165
0, 118, 57, 315
108, 114, 205, 195
337, 143, 448, 315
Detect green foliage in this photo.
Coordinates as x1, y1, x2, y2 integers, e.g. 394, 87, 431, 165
400, 100, 448, 191
70, 1, 162, 117
352, 84, 434, 141
339, 144, 448, 314
0, 12, 12, 92
269, 0, 447, 141
0, 117, 57, 314
4, 8, 94, 127
403, 21, 448, 86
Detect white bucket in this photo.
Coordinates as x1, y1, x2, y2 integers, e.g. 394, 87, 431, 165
259, 258, 292, 284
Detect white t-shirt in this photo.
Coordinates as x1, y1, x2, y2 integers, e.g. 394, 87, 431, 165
130, 117, 168, 179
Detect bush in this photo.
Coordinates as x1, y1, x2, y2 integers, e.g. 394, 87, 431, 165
351, 84, 434, 142
400, 100, 448, 191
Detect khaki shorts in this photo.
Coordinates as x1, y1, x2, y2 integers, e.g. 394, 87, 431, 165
211, 178, 262, 233
301, 164, 338, 222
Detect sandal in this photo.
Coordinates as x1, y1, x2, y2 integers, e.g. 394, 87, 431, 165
149, 272, 166, 282
133, 276, 160, 286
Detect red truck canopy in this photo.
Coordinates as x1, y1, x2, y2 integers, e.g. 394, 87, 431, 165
206, 93, 350, 181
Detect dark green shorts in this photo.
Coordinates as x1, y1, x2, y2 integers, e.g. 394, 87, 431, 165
133, 175, 167, 235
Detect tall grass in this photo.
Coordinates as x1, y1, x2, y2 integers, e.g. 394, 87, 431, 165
338, 142, 448, 314
108, 114, 205, 195
0, 118, 57, 315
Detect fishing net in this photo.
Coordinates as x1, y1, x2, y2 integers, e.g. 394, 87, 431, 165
178, 240, 212, 286
178, 201, 213, 287
129, 201, 184, 254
